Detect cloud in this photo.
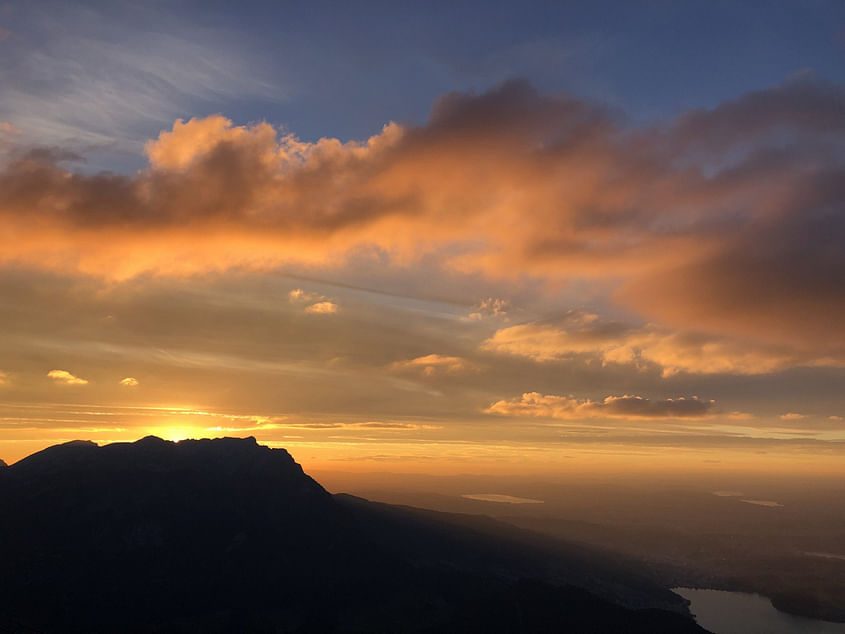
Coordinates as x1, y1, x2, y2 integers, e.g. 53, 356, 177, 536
482, 312, 844, 376
485, 392, 714, 419
0, 371, 8, 386
779, 412, 806, 420
289, 288, 338, 314
304, 301, 338, 314
726, 411, 755, 421
392, 354, 474, 377
119, 377, 139, 387
467, 297, 509, 321
280, 421, 439, 430
668, 74, 845, 154
0, 3, 278, 152
288, 288, 321, 303
0, 77, 842, 358
47, 369, 88, 385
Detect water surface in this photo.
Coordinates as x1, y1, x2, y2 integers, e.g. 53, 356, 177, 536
461, 493, 543, 504
740, 498, 782, 507
675, 587, 845, 634
804, 551, 845, 562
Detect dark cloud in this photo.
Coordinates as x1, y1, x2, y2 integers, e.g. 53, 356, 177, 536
668, 73, 845, 154
618, 182, 845, 350
486, 392, 714, 419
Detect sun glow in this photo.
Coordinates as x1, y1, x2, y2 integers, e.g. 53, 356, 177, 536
155, 426, 203, 443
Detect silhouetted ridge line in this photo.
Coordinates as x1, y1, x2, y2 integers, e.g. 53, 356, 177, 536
0, 437, 707, 633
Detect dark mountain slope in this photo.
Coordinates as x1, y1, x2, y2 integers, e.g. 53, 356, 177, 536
0, 437, 707, 633
334, 494, 687, 612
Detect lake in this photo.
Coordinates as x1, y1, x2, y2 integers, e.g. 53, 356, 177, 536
674, 588, 845, 634
460, 493, 544, 504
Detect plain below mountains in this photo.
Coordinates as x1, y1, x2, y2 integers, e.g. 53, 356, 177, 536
0, 437, 708, 633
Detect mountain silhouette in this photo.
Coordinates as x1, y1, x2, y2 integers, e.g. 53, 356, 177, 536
0, 437, 708, 633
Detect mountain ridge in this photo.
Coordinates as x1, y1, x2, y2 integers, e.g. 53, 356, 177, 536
0, 436, 707, 633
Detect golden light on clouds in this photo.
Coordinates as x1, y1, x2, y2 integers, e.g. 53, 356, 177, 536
288, 288, 319, 302
0, 396, 843, 475
1, 77, 842, 360
392, 354, 474, 377
482, 314, 845, 376
304, 301, 339, 314
156, 427, 199, 443
289, 288, 339, 314
46, 370, 88, 386
0, 78, 843, 477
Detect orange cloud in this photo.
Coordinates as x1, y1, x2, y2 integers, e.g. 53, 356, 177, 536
304, 301, 338, 314
119, 377, 139, 387
145, 115, 273, 171
288, 288, 338, 314
47, 369, 88, 385
482, 313, 845, 376
392, 354, 474, 377
288, 288, 321, 303
0, 77, 842, 356
485, 392, 714, 419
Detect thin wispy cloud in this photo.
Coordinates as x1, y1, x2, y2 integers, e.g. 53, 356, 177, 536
467, 297, 509, 321
392, 354, 475, 377
0, 3, 282, 154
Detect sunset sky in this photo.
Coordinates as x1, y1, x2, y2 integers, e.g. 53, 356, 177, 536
1, 0, 844, 474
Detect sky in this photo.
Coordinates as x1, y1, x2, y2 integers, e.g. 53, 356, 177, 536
1, 0, 844, 474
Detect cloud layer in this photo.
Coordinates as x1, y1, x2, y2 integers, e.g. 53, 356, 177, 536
482, 312, 845, 376
0, 77, 843, 358
485, 392, 714, 419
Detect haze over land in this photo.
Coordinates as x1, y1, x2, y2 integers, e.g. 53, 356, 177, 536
315, 467, 845, 623
0, 436, 710, 632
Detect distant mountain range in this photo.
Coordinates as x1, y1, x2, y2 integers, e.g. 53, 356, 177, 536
0, 437, 708, 633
